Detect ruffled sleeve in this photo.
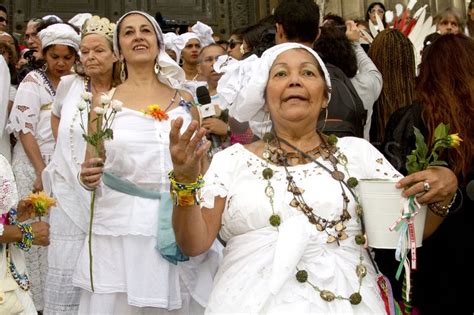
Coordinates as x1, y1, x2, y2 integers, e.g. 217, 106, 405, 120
201, 146, 238, 209
6, 71, 42, 136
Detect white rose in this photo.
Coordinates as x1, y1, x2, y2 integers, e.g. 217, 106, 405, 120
76, 100, 87, 111
82, 92, 92, 102
94, 107, 106, 115
100, 93, 112, 106
111, 99, 123, 112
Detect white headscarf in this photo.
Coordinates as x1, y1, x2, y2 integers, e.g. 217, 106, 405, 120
113, 11, 184, 89
163, 32, 182, 63
174, 21, 215, 55
38, 23, 81, 51
217, 43, 332, 137
68, 13, 93, 31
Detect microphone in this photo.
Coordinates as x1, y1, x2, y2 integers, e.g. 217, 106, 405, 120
196, 86, 222, 155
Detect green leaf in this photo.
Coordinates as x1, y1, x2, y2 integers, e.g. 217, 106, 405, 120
434, 123, 449, 141
413, 127, 428, 161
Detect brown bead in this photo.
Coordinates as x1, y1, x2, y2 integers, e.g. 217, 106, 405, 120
320, 290, 336, 302
331, 171, 345, 181
356, 264, 367, 278
289, 197, 300, 208
355, 234, 366, 245
262, 168, 273, 179
349, 292, 362, 305
296, 270, 308, 283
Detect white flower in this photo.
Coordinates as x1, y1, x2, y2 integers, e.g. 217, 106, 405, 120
111, 99, 123, 112
100, 93, 112, 106
94, 107, 106, 115
82, 92, 92, 102
76, 100, 87, 111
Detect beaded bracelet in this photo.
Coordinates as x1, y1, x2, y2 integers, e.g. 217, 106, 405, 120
15, 223, 34, 252
428, 192, 457, 218
168, 171, 205, 207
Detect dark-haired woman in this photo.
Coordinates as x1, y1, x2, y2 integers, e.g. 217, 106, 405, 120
6, 22, 80, 311
381, 33, 474, 315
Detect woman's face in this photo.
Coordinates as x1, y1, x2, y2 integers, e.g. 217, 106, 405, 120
118, 14, 159, 65
44, 44, 75, 79
80, 34, 117, 79
198, 45, 226, 84
226, 35, 243, 60
369, 4, 385, 24
265, 49, 328, 128
181, 38, 201, 65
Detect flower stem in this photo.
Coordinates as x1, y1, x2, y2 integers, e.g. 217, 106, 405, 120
89, 189, 96, 292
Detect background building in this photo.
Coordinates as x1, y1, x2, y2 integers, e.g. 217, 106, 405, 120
0, 0, 470, 39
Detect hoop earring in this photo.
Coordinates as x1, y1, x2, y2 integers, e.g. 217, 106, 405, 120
41, 63, 48, 72
154, 60, 160, 75
120, 61, 126, 82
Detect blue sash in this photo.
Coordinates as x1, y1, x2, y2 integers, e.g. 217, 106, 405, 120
102, 172, 189, 265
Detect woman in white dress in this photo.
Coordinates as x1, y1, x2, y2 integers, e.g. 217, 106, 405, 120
41, 16, 119, 314
169, 43, 458, 314
76, 11, 221, 314
6, 22, 80, 312
0, 154, 50, 315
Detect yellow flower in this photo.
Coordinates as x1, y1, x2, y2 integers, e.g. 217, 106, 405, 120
144, 104, 169, 121
27, 191, 56, 217
447, 133, 463, 148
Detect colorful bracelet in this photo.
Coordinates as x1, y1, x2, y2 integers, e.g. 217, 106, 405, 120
428, 192, 457, 218
15, 222, 34, 252
168, 171, 204, 207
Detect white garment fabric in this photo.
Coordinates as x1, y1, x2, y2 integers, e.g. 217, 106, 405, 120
42, 74, 91, 314
201, 137, 402, 314
0, 155, 37, 315
6, 69, 56, 311
72, 105, 222, 312
183, 80, 207, 100
350, 43, 383, 141
0, 56, 11, 162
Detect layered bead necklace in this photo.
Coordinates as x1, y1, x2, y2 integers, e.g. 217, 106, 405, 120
261, 132, 371, 305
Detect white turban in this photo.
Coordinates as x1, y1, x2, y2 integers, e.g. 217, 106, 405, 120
163, 32, 182, 63
68, 13, 93, 30
217, 43, 332, 137
42, 15, 63, 23
113, 11, 184, 89
38, 23, 81, 52
191, 21, 215, 47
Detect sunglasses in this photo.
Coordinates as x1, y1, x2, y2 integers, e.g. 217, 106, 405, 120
228, 39, 243, 50
0, 17, 7, 23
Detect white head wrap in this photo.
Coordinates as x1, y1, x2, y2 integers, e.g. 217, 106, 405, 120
68, 13, 93, 30
42, 15, 63, 23
163, 32, 182, 63
217, 43, 331, 137
38, 23, 81, 52
113, 11, 185, 89
191, 21, 215, 47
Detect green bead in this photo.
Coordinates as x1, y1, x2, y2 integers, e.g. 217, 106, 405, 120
269, 214, 281, 227
295, 270, 308, 283
262, 168, 274, 179
349, 292, 362, 305
327, 134, 338, 145
262, 132, 275, 142
347, 177, 358, 188
355, 234, 366, 245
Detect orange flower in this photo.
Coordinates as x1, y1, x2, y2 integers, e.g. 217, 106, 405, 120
145, 104, 169, 121
27, 191, 56, 217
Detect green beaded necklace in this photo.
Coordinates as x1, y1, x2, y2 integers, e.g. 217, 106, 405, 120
261, 132, 369, 305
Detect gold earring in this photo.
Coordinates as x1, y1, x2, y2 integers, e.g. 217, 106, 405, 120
120, 61, 126, 82
154, 60, 160, 75
41, 63, 48, 72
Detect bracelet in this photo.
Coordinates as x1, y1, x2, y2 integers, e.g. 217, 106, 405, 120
428, 192, 457, 218
77, 171, 95, 191
168, 171, 204, 207
15, 223, 34, 252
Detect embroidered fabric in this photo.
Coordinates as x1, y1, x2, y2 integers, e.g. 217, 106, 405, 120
201, 137, 402, 313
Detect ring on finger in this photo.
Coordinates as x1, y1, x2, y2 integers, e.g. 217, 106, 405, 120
423, 181, 431, 192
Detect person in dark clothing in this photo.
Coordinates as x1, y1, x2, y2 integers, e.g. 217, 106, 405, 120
378, 33, 474, 315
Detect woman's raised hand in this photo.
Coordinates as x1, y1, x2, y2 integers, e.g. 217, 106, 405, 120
170, 118, 210, 182
80, 157, 104, 189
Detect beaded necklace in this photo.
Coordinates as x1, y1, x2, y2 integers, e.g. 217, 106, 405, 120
6, 244, 31, 291
261, 132, 369, 305
37, 69, 57, 97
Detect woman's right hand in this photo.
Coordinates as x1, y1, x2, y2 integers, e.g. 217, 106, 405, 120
80, 157, 104, 189
31, 221, 50, 246
170, 117, 210, 182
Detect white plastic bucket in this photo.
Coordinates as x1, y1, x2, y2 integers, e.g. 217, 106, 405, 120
358, 179, 426, 249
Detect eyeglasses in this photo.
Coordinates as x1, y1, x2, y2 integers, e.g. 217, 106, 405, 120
0, 17, 8, 23
202, 55, 226, 64
228, 39, 243, 50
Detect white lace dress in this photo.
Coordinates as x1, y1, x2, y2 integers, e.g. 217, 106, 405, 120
6, 69, 56, 311
0, 155, 37, 314
42, 74, 91, 314
201, 138, 402, 314
72, 103, 223, 314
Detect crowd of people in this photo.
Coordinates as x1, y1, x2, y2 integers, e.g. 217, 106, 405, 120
0, 1, 473, 314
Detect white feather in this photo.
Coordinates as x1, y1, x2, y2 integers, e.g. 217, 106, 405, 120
408, 8, 426, 43
395, 4, 404, 17
385, 10, 394, 24
407, 0, 417, 10
413, 4, 428, 20
369, 20, 379, 38
375, 14, 385, 32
